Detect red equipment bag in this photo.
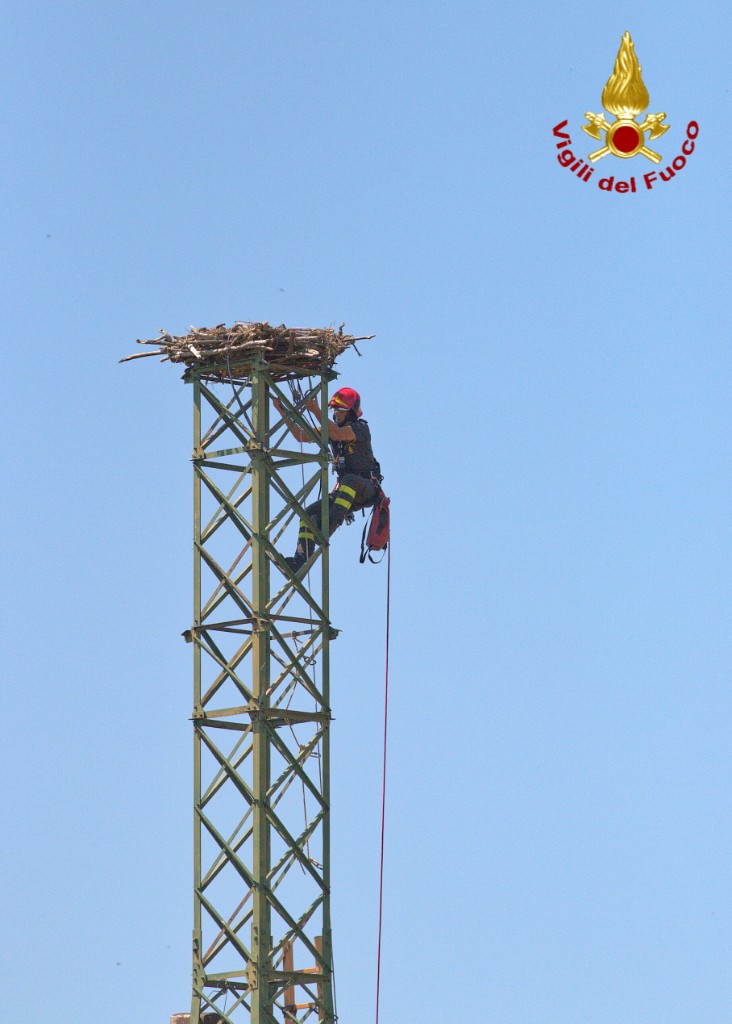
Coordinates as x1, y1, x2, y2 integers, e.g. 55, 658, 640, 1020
360, 493, 390, 564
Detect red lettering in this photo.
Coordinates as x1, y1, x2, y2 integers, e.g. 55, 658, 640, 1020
552, 120, 571, 141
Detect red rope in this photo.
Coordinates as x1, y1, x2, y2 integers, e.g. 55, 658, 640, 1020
375, 541, 391, 1024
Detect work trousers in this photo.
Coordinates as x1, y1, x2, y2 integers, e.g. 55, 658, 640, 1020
296, 473, 377, 554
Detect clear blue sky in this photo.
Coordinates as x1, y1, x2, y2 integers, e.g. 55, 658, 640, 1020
3, 2, 731, 1022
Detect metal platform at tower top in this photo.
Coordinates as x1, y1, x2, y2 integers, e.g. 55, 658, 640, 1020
125, 322, 375, 1024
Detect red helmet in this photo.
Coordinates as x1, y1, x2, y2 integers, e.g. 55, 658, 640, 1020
328, 387, 362, 417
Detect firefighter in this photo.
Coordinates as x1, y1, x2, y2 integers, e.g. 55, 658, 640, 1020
273, 387, 381, 572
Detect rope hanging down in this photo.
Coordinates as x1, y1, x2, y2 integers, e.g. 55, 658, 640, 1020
375, 541, 391, 1024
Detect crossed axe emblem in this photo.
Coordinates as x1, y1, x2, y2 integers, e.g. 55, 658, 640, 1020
582, 111, 670, 163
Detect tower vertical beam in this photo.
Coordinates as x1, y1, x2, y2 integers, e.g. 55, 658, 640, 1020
192, 377, 204, 1020
250, 362, 272, 1021
318, 375, 334, 1023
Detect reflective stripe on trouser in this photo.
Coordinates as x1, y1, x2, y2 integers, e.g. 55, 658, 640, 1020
333, 483, 357, 511
293, 474, 377, 555
296, 525, 316, 557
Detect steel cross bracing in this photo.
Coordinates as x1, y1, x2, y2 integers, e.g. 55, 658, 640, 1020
187, 361, 337, 1024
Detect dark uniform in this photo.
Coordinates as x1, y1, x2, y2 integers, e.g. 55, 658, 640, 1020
296, 419, 380, 557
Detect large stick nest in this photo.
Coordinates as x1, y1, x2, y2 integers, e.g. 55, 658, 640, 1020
120, 321, 373, 380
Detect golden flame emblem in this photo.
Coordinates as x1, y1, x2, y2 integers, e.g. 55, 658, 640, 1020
583, 32, 669, 163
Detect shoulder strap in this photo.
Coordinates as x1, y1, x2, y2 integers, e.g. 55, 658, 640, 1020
359, 513, 371, 564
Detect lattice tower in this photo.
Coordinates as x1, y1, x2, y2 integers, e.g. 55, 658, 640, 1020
186, 358, 337, 1024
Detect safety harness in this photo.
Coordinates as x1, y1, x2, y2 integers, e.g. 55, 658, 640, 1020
330, 416, 390, 565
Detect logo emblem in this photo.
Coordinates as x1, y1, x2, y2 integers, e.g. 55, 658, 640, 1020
582, 31, 669, 163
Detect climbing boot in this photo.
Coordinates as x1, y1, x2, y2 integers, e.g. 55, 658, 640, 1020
283, 538, 313, 575
284, 552, 306, 574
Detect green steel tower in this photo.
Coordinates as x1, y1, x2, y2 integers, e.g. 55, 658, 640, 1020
185, 353, 338, 1024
